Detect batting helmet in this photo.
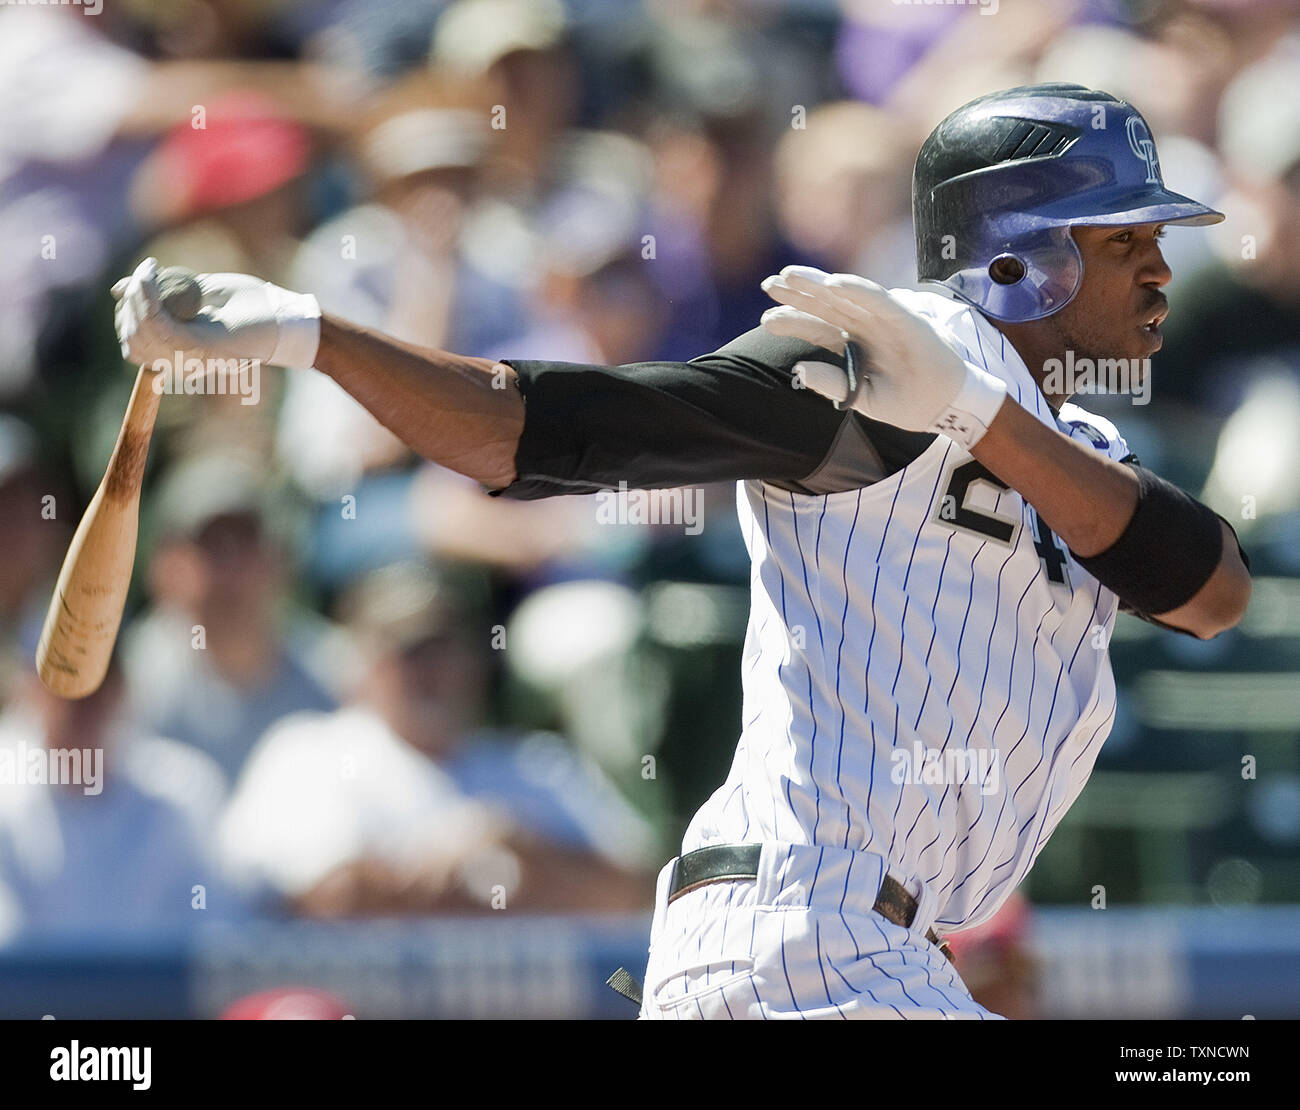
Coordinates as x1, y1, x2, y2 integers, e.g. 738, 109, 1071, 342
913, 83, 1223, 322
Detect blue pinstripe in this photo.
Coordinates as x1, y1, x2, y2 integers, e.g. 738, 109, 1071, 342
832, 489, 865, 851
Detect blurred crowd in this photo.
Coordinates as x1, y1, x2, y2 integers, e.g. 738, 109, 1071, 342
1, 0, 1299, 949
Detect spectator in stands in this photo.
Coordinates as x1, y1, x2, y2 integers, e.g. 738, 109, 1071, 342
276, 75, 611, 590
1156, 40, 1300, 419
0, 6, 152, 399
127, 92, 316, 465
122, 453, 343, 787
431, 0, 578, 201
640, 107, 801, 362
0, 416, 64, 709
218, 560, 658, 917
771, 100, 916, 292
130, 90, 312, 286
278, 81, 505, 505
0, 655, 236, 946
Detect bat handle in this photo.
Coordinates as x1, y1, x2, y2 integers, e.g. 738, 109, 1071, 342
104, 366, 164, 503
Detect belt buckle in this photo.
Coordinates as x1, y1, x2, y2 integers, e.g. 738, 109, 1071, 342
876, 873, 954, 964
929, 931, 955, 964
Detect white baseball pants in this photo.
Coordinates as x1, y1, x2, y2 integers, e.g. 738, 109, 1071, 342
638, 842, 1001, 1020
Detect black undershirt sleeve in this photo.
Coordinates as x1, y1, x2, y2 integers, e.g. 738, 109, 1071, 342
492, 326, 934, 501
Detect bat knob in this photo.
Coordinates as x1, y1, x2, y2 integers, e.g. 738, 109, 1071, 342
157, 267, 203, 322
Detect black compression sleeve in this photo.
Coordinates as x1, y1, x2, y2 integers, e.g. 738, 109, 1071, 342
492, 327, 932, 500
1069, 465, 1230, 616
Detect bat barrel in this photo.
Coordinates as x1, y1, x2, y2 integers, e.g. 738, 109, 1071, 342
35, 366, 162, 699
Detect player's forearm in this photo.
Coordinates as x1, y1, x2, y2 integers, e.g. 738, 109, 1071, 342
313, 314, 523, 489
971, 399, 1138, 557
972, 398, 1251, 637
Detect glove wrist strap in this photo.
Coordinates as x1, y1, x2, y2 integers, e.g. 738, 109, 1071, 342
929, 365, 1008, 448
267, 290, 322, 370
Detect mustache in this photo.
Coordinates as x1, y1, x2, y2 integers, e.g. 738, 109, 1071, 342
1139, 292, 1169, 319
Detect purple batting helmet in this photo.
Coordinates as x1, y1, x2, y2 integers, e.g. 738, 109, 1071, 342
913, 83, 1223, 322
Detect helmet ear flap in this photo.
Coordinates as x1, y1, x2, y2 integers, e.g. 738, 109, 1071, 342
936, 225, 1083, 322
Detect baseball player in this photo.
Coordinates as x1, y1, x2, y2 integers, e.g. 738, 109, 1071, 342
113, 84, 1252, 1019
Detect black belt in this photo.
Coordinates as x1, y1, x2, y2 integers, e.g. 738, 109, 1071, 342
606, 844, 953, 1008
667, 844, 952, 962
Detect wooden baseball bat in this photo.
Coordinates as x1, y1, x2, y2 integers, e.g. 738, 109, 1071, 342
35, 268, 200, 698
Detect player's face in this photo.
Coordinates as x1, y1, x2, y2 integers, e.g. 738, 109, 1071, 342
389, 632, 487, 756
1046, 223, 1173, 362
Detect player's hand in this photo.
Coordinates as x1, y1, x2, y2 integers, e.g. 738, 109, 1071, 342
760, 266, 1008, 447
112, 257, 321, 370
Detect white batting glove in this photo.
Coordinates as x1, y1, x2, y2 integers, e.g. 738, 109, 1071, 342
112, 257, 321, 370
761, 266, 1008, 448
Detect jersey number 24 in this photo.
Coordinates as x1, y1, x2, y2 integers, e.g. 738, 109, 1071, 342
935, 460, 1071, 587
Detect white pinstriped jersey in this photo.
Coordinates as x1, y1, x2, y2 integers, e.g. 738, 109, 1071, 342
681, 289, 1132, 933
